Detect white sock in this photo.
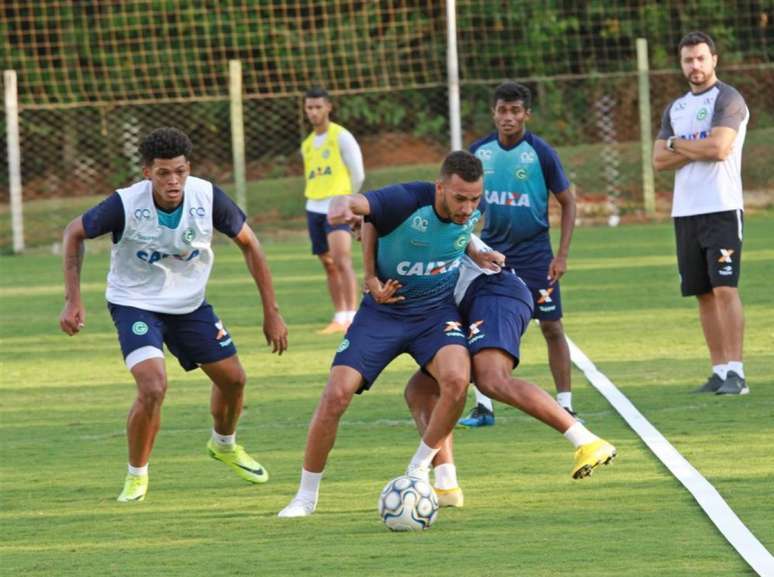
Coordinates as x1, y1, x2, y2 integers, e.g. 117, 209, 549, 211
556, 391, 573, 410
473, 386, 493, 412
128, 463, 148, 477
409, 440, 440, 470
344, 310, 357, 322
726, 361, 744, 378
211, 429, 236, 448
563, 422, 598, 448
333, 311, 348, 324
713, 364, 728, 379
434, 463, 458, 490
297, 468, 323, 503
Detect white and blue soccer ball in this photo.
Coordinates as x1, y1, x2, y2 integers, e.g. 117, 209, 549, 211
378, 475, 439, 531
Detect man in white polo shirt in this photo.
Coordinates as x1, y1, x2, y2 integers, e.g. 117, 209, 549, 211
653, 31, 749, 395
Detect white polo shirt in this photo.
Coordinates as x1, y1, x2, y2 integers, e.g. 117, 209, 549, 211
658, 81, 749, 217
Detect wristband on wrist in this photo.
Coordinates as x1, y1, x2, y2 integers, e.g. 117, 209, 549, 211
666, 135, 676, 152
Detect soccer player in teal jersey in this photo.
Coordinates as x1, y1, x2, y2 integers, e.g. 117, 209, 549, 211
278, 151, 502, 518
460, 81, 580, 427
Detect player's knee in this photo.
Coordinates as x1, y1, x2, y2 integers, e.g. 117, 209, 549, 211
712, 285, 739, 303
332, 253, 353, 273
540, 320, 564, 341
318, 254, 336, 274
319, 384, 354, 417
476, 367, 512, 397
136, 375, 167, 408
438, 372, 469, 402
217, 366, 247, 392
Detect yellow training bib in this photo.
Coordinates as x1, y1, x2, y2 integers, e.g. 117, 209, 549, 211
302, 122, 352, 200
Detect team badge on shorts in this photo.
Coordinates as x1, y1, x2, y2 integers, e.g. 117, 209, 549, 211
337, 338, 350, 353
132, 321, 149, 336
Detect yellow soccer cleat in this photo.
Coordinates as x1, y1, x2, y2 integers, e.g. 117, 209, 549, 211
572, 439, 616, 479
117, 473, 148, 503
207, 440, 269, 484
435, 486, 464, 508
317, 321, 350, 335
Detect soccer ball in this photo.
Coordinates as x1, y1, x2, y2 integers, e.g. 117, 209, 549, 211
378, 475, 439, 531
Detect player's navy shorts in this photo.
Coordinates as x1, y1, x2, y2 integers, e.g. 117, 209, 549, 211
674, 209, 743, 296
108, 301, 237, 371
511, 248, 563, 321
332, 298, 468, 392
306, 210, 351, 255
458, 271, 534, 367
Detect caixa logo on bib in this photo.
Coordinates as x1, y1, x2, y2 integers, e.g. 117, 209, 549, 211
136, 249, 200, 264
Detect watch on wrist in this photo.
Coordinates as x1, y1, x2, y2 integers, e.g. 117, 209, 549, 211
666, 136, 676, 152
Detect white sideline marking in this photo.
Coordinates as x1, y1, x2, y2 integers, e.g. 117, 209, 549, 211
567, 336, 774, 577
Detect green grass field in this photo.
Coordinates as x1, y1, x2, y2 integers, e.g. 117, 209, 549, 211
1, 212, 772, 576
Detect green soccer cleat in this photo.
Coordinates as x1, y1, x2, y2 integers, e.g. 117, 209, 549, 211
207, 439, 269, 484
117, 473, 148, 503
572, 439, 616, 480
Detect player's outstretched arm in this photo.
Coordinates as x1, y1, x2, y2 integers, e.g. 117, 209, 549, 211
549, 188, 576, 284
327, 193, 371, 226
60, 217, 88, 336
232, 223, 288, 355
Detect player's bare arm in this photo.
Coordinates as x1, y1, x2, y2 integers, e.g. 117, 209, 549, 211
232, 223, 289, 354
652, 139, 691, 171
361, 221, 404, 304
670, 126, 737, 161
59, 216, 88, 336
549, 187, 576, 284
327, 193, 370, 226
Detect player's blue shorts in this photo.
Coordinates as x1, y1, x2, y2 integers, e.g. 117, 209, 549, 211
510, 247, 563, 321
458, 271, 534, 367
108, 301, 237, 371
306, 210, 351, 255
332, 297, 468, 392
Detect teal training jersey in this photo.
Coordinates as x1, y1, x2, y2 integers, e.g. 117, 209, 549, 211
470, 131, 569, 265
364, 181, 484, 315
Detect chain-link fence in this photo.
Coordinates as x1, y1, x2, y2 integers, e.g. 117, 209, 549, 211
2, 1, 772, 250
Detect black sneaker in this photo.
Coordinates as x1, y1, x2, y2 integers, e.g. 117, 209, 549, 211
693, 373, 725, 393
563, 407, 585, 424
457, 403, 495, 427
715, 371, 749, 395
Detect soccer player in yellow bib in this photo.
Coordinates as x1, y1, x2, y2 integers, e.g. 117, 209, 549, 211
302, 87, 365, 334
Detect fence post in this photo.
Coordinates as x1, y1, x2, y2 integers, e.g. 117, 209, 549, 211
637, 38, 655, 215
229, 59, 247, 212
446, 0, 462, 151
4, 70, 24, 253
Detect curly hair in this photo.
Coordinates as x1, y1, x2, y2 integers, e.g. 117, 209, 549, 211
139, 127, 193, 166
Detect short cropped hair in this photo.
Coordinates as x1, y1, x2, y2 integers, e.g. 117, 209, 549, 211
678, 31, 716, 55
139, 127, 192, 166
304, 86, 330, 100
492, 81, 532, 109
440, 150, 483, 183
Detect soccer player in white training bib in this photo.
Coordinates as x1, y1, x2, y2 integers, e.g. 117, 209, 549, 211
59, 127, 288, 502
653, 31, 749, 395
